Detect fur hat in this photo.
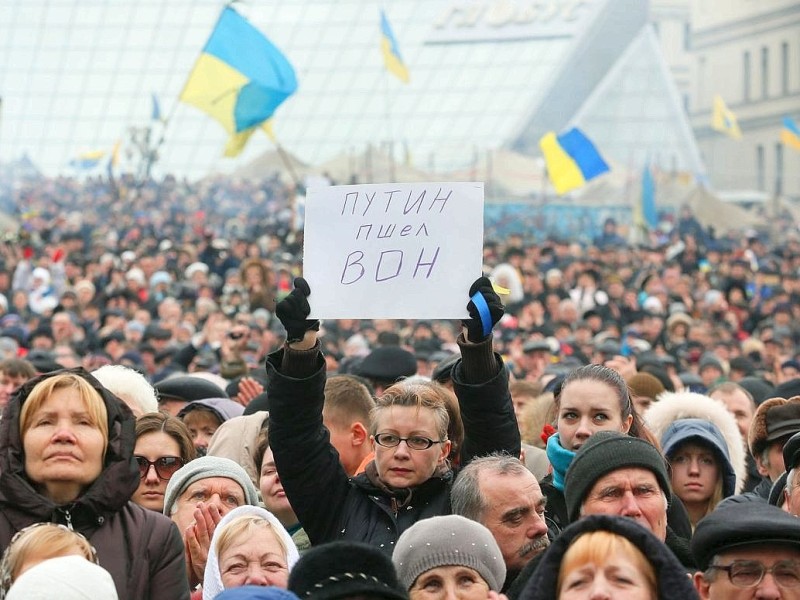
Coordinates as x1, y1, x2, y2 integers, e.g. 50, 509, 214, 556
747, 396, 800, 458
392, 515, 505, 592
645, 391, 747, 494
162, 456, 259, 517
289, 541, 407, 600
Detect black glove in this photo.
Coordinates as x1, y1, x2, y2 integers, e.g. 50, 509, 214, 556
275, 277, 320, 343
462, 276, 504, 342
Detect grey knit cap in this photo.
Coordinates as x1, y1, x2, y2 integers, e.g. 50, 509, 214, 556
564, 431, 671, 523
392, 515, 506, 592
162, 456, 259, 516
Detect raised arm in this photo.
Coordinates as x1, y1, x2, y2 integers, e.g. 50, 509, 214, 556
265, 277, 352, 544
452, 276, 521, 463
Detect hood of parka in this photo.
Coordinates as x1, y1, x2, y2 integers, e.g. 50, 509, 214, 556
0, 367, 140, 529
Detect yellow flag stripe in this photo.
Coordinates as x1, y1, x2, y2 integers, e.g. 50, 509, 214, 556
539, 132, 586, 195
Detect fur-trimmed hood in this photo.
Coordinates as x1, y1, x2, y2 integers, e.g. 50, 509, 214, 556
644, 391, 746, 494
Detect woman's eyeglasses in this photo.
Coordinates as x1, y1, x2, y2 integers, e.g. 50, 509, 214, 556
708, 560, 800, 588
373, 433, 446, 450
134, 456, 185, 480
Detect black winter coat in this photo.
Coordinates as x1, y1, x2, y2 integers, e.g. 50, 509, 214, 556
267, 342, 520, 553
0, 368, 189, 600
519, 515, 700, 600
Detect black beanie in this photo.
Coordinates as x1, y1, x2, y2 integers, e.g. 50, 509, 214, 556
288, 541, 408, 600
564, 431, 671, 523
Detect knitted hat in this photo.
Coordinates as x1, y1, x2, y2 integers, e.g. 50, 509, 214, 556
216, 588, 300, 600
564, 431, 671, 523
6, 556, 117, 600
748, 396, 800, 458
162, 456, 259, 516
692, 502, 800, 570
392, 515, 506, 592
626, 372, 665, 401
289, 541, 407, 600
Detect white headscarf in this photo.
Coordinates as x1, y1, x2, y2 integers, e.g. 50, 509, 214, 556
203, 505, 300, 600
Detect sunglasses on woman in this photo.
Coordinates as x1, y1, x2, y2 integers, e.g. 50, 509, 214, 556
134, 456, 185, 480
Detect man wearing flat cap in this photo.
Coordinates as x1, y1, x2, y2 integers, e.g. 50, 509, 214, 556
692, 502, 800, 598
747, 396, 800, 500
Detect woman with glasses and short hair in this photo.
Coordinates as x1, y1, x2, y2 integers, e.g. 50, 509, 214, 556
132, 412, 197, 512
266, 277, 519, 552
0, 369, 190, 599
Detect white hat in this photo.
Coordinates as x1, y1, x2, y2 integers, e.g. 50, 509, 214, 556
185, 262, 209, 279
7, 556, 118, 600
32, 267, 50, 284
125, 268, 145, 285
203, 505, 300, 600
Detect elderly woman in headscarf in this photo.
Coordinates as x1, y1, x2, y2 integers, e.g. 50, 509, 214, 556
203, 505, 300, 600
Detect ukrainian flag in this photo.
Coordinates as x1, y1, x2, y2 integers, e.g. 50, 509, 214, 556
539, 128, 610, 195
712, 95, 742, 140
180, 7, 297, 157
69, 150, 106, 170
380, 10, 409, 84
782, 116, 800, 151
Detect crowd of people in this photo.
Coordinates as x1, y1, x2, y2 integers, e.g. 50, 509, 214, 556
0, 172, 800, 599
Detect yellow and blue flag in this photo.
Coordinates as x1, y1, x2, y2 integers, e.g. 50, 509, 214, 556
180, 7, 297, 157
539, 127, 610, 195
380, 10, 409, 83
69, 149, 106, 170
781, 115, 800, 151
712, 95, 742, 139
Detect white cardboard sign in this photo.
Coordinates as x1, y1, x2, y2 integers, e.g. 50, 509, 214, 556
303, 182, 484, 319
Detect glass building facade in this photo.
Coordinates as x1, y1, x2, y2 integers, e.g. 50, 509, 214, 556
0, 0, 702, 184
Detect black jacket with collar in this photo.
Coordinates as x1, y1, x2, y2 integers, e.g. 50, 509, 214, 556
267, 336, 520, 554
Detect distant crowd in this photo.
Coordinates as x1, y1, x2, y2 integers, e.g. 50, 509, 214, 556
1, 173, 800, 599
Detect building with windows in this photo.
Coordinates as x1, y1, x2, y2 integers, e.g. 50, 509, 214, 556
689, 0, 800, 201
0, 0, 703, 195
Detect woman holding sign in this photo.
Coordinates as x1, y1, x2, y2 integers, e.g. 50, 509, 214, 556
266, 276, 519, 553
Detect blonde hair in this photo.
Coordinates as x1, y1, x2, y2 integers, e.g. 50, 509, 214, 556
557, 531, 656, 597
518, 391, 556, 449
215, 515, 289, 564
0, 523, 97, 588
19, 373, 109, 450
369, 380, 450, 440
